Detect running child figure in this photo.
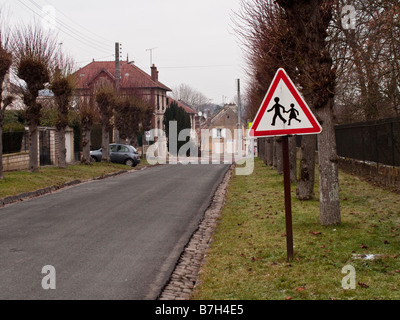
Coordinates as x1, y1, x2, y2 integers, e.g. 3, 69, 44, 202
286, 103, 301, 126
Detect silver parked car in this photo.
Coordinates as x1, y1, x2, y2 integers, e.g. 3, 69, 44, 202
90, 144, 141, 167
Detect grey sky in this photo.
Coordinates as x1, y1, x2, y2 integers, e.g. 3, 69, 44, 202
2, 0, 246, 105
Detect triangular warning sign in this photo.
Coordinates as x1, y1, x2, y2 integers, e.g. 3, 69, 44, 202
250, 68, 322, 138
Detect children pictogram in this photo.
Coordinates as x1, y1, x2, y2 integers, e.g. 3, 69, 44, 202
286, 103, 301, 126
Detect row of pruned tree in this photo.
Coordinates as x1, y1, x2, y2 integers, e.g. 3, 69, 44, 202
235, 0, 398, 225
233, 0, 341, 226
0, 20, 153, 178
0, 21, 74, 177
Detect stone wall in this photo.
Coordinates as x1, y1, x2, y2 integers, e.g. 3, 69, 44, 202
3, 152, 29, 172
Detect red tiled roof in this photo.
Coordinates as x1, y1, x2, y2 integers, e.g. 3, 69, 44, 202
74, 61, 171, 91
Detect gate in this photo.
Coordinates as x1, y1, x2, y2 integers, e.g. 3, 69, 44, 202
39, 130, 51, 166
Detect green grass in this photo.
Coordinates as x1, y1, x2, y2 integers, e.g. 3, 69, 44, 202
0, 160, 150, 199
192, 158, 400, 300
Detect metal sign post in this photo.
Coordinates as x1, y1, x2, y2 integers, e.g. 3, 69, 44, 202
282, 136, 294, 261
249, 68, 323, 262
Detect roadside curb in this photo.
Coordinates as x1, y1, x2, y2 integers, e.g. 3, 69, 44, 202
158, 165, 234, 300
0, 167, 149, 208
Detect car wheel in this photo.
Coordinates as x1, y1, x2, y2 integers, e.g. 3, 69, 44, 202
125, 159, 134, 167
91, 156, 98, 163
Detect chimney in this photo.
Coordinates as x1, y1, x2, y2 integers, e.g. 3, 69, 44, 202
151, 64, 159, 82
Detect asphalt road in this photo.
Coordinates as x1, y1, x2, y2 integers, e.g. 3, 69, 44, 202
0, 163, 230, 300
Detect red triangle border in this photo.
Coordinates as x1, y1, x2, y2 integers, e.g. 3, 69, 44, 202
250, 69, 322, 137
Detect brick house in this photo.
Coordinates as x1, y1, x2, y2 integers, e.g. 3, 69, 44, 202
73, 60, 171, 140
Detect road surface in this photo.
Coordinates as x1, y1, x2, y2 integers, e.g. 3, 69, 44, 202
0, 164, 229, 300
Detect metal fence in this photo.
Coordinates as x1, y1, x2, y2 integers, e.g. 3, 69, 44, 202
2, 131, 28, 154
335, 117, 400, 167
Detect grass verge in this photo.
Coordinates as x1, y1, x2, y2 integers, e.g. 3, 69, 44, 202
0, 160, 150, 199
191, 158, 400, 300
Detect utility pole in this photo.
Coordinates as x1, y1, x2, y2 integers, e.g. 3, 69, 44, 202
237, 79, 242, 156
115, 42, 122, 143
115, 42, 122, 91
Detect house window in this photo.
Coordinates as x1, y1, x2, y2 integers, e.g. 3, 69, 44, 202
157, 94, 160, 110
217, 129, 222, 138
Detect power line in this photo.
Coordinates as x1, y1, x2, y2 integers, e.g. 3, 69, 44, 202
27, 0, 111, 52
16, 0, 111, 55
42, 0, 113, 45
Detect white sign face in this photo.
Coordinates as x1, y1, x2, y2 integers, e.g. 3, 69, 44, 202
250, 68, 322, 138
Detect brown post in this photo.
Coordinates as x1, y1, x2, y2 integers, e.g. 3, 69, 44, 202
282, 135, 294, 261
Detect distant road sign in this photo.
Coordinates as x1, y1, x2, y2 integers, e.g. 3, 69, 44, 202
249, 68, 322, 138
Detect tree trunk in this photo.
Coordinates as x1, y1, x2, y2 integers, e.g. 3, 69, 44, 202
0, 125, 3, 179
289, 136, 297, 183
29, 124, 39, 172
266, 138, 273, 166
81, 128, 91, 165
275, 137, 283, 174
261, 138, 266, 163
272, 139, 277, 169
263, 138, 269, 166
317, 105, 341, 225
296, 135, 316, 200
258, 138, 263, 161
57, 127, 67, 169
101, 125, 110, 162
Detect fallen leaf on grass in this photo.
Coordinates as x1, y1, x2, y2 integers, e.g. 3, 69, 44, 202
360, 243, 368, 249
285, 296, 293, 300
358, 282, 369, 289
251, 256, 262, 262
296, 287, 306, 292
310, 231, 322, 236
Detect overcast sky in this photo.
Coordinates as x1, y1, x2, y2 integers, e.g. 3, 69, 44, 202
1, 0, 247, 105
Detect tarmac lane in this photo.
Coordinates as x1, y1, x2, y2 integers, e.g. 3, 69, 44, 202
0, 163, 230, 300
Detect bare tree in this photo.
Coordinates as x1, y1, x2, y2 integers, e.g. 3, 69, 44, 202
330, 0, 400, 122
233, 0, 302, 183
276, 0, 341, 226
171, 83, 210, 110
13, 23, 57, 172
50, 53, 75, 168
0, 12, 13, 179
95, 83, 115, 162
78, 96, 96, 165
